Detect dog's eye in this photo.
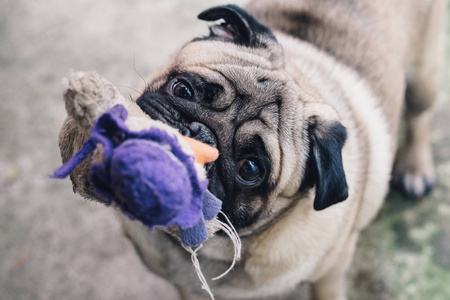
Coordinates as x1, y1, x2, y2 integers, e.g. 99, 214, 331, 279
171, 79, 194, 100
237, 159, 262, 185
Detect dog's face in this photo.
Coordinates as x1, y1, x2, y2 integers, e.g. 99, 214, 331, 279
136, 5, 349, 232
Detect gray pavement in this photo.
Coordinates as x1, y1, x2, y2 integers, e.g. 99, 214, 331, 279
1, 1, 449, 300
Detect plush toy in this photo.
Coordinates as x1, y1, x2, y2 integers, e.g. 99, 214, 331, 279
52, 71, 240, 298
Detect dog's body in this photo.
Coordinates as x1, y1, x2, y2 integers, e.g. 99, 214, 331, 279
59, 0, 445, 299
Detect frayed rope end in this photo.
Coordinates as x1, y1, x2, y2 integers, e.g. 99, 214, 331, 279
182, 211, 241, 300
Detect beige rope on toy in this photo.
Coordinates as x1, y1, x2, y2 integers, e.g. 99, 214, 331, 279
183, 212, 241, 300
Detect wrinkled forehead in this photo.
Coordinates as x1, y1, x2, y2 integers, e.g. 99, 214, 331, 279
175, 41, 282, 74
175, 40, 275, 68
170, 40, 288, 95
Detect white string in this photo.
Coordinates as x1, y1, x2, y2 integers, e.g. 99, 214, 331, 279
181, 211, 242, 300
183, 244, 215, 300
211, 211, 242, 281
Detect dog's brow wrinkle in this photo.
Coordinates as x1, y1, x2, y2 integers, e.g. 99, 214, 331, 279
208, 62, 276, 72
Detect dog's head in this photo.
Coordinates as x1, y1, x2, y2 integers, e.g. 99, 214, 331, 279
135, 5, 349, 233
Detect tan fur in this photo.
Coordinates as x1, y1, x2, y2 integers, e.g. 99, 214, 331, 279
59, 117, 95, 200
248, 0, 445, 199
58, 0, 445, 299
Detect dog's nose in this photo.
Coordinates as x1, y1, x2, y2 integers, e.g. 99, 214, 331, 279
188, 122, 217, 148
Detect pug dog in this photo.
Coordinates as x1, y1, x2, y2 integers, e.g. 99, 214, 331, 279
59, 0, 445, 299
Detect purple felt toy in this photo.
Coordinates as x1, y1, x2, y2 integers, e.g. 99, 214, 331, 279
53, 104, 222, 247
54, 71, 242, 300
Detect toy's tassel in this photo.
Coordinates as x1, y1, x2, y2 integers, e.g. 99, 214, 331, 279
183, 245, 216, 300
211, 212, 241, 281
182, 212, 241, 300
51, 138, 96, 178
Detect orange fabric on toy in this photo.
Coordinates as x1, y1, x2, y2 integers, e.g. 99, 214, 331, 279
180, 136, 219, 165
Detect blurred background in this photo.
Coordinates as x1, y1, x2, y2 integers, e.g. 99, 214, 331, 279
1, 0, 450, 299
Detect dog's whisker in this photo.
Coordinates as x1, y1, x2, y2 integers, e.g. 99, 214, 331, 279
133, 54, 149, 92
117, 85, 142, 100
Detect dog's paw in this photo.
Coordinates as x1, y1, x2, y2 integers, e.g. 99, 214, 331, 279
391, 145, 435, 199
393, 171, 435, 198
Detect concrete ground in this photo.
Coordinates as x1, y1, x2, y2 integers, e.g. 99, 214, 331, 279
1, 0, 449, 299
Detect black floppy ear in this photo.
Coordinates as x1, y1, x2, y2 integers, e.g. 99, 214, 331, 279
198, 5, 276, 46
306, 118, 349, 211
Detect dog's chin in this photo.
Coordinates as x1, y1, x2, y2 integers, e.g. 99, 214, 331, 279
228, 194, 300, 238
234, 226, 258, 238
217, 210, 277, 239
215, 222, 256, 239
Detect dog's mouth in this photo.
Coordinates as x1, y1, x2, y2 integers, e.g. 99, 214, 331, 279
184, 122, 217, 148
135, 92, 218, 148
